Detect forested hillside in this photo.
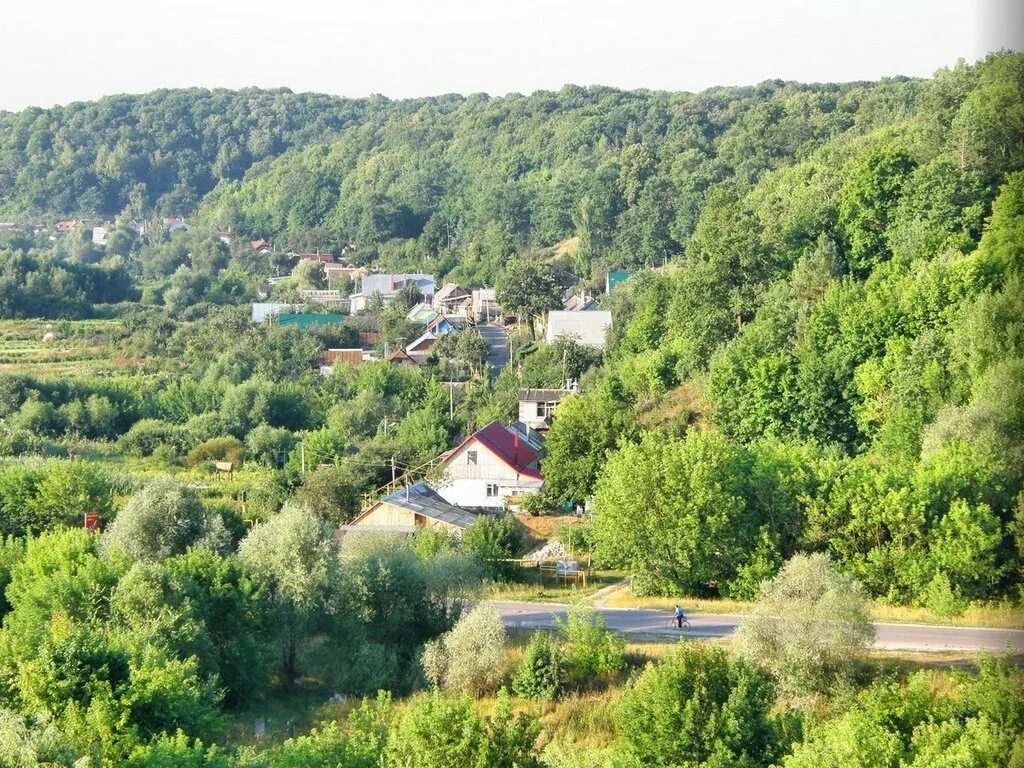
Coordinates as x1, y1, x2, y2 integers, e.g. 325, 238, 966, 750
0, 88, 381, 215
0, 52, 1021, 768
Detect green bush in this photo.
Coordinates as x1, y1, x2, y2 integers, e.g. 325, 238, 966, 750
557, 604, 624, 681
12, 398, 64, 437
186, 436, 245, 468
184, 412, 229, 444
917, 571, 968, 616
385, 689, 540, 768
734, 553, 874, 696
421, 604, 507, 695
118, 418, 185, 457
245, 423, 297, 466
617, 644, 782, 768
512, 632, 565, 700
462, 514, 525, 581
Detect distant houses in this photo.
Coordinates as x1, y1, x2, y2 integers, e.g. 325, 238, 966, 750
349, 273, 436, 313
545, 310, 613, 349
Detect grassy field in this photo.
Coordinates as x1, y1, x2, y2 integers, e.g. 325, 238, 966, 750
483, 570, 624, 603
0, 318, 152, 376
601, 585, 1024, 629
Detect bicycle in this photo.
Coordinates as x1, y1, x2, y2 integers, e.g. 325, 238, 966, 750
667, 616, 690, 631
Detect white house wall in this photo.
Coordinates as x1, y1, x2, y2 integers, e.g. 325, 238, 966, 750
434, 440, 540, 508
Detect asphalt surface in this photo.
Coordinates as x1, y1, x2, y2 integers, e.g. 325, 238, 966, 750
490, 600, 1024, 652
477, 323, 510, 375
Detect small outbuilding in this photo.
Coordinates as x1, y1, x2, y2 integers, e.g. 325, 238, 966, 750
342, 482, 479, 535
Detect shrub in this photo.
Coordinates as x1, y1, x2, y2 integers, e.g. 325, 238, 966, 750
245, 423, 297, 466
462, 514, 525, 581
0, 426, 42, 457
421, 604, 507, 695
617, 644, 782, 768
918, 571, 968, 616
734, 553, 874, 695
12, 398, 64, 437
294, 468, 360, 524
104, 478, 229, 562
186, 436, 245, 468
512, 631, 565, 700
118, 418, 185, 457
556, 604, 624, 681
184, 412, 228, 444
385, 689, 540, 768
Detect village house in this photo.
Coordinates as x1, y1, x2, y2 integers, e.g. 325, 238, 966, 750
301, 289, 347, 308
324, 263, 365, 286
544, 310, 613, 349
517, 388, 574, 430
164, 217, 190, 234
405, 302, 436, 323
433, 421, 543, 510
251, 302, 298, 323
318, 348, 373, 374
426, 313, 470, 335
388, 348, 419, 366
342, 482, 479, 536
250, 239, 272, 253
433, 283, 472, 315
404, 331, 437, 363
349, 273, 436, 314
295, 251, 335, 263
91, 226, 108, 246
562, 292, 597, 312
471, 287, 501, 322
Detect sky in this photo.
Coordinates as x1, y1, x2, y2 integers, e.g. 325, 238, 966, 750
1, 0, 1020, 111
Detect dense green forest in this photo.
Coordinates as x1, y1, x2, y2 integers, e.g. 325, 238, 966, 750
0, 52, 1021, 767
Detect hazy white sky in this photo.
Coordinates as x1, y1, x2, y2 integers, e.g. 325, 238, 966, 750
1, 0, 1020, 111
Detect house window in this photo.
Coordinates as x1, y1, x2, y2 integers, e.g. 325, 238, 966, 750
486, 483, 499, 498
467, 450, 478, 465
536, 401, 556, 419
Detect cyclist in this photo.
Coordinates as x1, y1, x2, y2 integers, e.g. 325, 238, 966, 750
674, 604, 686, 629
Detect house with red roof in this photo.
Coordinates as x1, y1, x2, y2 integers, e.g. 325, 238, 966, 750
433, 421, 543, 510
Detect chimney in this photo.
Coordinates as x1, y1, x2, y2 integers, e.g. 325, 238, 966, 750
513, 431, 520, 466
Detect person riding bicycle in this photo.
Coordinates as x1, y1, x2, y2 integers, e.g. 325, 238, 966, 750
674, 605, 686, 629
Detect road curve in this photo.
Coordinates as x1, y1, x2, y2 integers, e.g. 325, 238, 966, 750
489, 600, 1024, 652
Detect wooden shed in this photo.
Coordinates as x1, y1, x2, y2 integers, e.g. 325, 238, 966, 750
341, 482, 478, 535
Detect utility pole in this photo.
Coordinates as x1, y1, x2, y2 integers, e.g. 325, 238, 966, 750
391, 455, 397, 484
300, 442, 306, 475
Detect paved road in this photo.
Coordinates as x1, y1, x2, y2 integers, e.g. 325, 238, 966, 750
490, 600, 1024, 652
477, 323, 510, 375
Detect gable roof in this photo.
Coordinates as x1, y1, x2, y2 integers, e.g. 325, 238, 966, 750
444, 421, 542, 480
406, 331, 437, 354
434, 282, 469, 302
388, 348, 418, 364
353, 482, 479, 530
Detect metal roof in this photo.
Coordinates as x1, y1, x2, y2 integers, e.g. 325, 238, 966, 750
380, 482, 479, 529
518, 388, 572, 402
